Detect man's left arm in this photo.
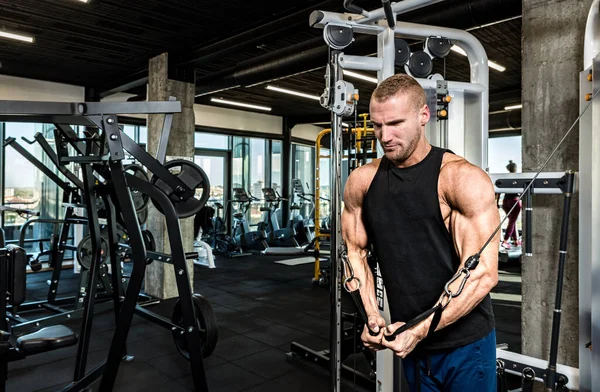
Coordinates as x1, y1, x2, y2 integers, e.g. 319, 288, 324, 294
382, 161, 500, 357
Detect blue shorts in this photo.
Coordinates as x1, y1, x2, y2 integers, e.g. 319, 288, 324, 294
402, 330, 497, 392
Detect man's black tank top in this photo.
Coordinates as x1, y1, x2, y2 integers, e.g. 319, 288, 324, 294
362, 146, 494, 351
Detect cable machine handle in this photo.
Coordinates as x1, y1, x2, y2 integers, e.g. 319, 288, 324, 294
524, 187, 533, 256
344, 0, 365, 14
381, 0, 396, 28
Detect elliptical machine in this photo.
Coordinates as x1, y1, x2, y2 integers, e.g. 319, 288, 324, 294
290, 179, 317, 247
197, 202, 251, 258
259, 188, 299, 247
230, 188, 268, 252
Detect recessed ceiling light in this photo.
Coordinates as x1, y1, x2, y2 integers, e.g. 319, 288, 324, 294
0, 31, 34, 43
265, 85, 320, 100
504, 104, 522, 110
451, 45, 505, 72
343, 70, 378, 84
210, 97, 271, 111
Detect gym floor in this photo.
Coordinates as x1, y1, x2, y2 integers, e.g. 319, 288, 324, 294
6, 254, 522, 392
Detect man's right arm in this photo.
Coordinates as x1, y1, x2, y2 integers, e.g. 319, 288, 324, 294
342, 165, 386, 348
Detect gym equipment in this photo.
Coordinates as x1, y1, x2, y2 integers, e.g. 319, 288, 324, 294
0, 245, 79, 392
196, 203, 250, 258
124, 164, 150, 212
259, 187, 299, 247
0, 98, 216, 392
289, 180, 318, 247
230, 188, 268, 252
304, 1, 492, 390
150, 158, 210, 219
3, 135, 124, 335
172, 294, 218, 358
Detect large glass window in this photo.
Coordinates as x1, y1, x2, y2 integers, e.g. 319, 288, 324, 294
195, 133, 229, 150
231, 137, 248, 190
271, 141, 282, 194
488, 135, 522, 241
2, 123, 62, 252
139, 126, 148, 146
317, 148, 331, 225
488, 135, 522, 174
292, 144, 315, 219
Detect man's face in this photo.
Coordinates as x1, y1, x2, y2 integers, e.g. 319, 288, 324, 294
370, 93, 429, 165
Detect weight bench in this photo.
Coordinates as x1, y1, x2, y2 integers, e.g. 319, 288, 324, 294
0, 246, 78, 366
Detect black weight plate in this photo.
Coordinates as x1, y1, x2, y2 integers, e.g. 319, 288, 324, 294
141, 229, 156, 252
394, 39, 411, 66
408, 51, 433, 78
76, 235, 109, 270
172, 294, 218, 359
150, 159, 210, 219
124, 164, 150, 212
426, 37, 452, 58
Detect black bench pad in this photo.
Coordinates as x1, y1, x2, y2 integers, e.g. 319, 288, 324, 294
16, 325, 78, 355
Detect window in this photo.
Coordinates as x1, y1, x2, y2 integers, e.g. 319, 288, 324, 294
488, 135, 522, 240
292, 144, 315, 219
271, 141, 282, 194
195, 133, 229, 150
2, 123, 62, 253
488, 135, 522, 174
231, 137, 248, 190
139, 126, 148, 146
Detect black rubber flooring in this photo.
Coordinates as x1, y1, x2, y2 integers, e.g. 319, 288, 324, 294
5, 254, 523, 391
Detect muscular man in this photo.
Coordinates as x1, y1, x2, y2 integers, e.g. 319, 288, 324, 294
342, 73, 499, 391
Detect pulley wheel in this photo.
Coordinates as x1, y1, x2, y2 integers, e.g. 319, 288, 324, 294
394, 39, 411, 67
324, 24, 354, 50
172, 294, 218, 359
124, 164, 150, 212
76, 234, 109, 270
407, 51, 433, 78
150, 159, 210, 219
426, 36, 452, 58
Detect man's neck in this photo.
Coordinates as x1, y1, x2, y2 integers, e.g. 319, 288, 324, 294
394, 139, 432, 168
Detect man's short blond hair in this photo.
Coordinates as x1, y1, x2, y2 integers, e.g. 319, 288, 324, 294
371, 73, 427, 111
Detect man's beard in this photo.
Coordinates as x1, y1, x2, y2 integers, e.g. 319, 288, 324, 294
384, 127, 421, 166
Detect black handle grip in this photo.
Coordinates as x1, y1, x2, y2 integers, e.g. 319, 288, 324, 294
344, 0, 364, 14
524, 189, 532, 255
382, 0, 396, 28
383, 305, 439, 341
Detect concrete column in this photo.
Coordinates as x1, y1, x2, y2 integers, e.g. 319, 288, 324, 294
145, 53, 195, 299
521, 0, 592, 372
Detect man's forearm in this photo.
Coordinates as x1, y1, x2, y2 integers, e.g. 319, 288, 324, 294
348, 252, 379, 316
418, 269, 495, 337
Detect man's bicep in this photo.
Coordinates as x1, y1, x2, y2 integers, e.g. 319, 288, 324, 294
342, 172, 369, 250
450, 166, 500, 262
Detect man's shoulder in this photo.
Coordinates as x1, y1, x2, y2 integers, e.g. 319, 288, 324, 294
349, 159, 382, 185
344, 159, 382, 203
440, 153, 486, 182
439, 153, 494, 207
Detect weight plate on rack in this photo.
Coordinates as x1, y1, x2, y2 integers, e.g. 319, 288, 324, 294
394, 39, 411, 67
124, 164, 150, 212
172, 294, 218, 359
426, 36, 452, 58
76, 234, 109, 270
407, 51, 433, 78
150, 159, 210, 219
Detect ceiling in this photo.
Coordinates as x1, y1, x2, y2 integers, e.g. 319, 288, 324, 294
0, 0, 522, 125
